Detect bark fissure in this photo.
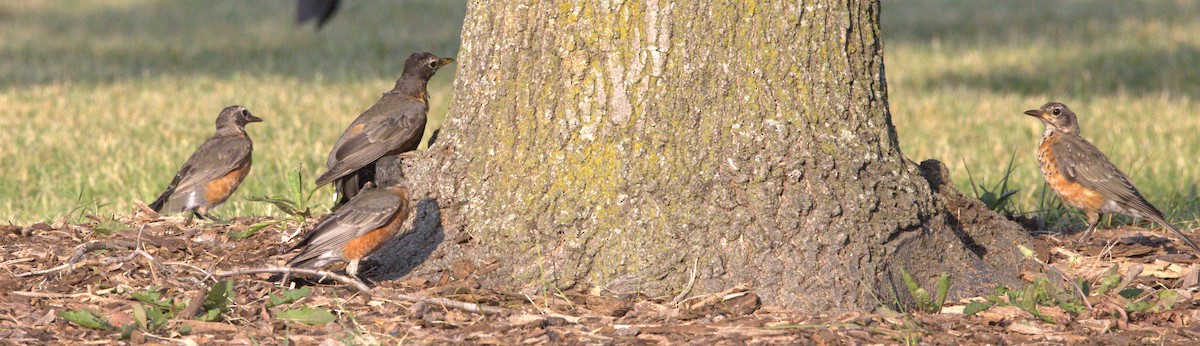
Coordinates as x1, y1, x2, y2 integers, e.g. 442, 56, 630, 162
378, 0, 1032, 311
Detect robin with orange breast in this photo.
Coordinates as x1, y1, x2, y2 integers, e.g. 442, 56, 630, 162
315, 52, 453, 208
1024, 102, 1200, 254
149, 105, 262, 222
286, 185, 411, 277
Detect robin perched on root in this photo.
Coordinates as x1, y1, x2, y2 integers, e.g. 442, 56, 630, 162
1024, 102, 1200, 254
315, 52, 453, 208
149, 105, 262, 223
285, 184, 411, 278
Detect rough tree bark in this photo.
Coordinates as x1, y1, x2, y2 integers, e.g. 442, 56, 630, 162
375, 0, 1033, 311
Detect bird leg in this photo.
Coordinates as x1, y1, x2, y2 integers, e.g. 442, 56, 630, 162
1071, 212, 1102, 250
196, 207, 226, 223
203, 213, 224, 223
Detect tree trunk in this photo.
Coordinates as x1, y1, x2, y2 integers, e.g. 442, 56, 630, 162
375, 0, 1033, 311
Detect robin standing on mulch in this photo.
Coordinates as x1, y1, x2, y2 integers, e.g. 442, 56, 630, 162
149, 105, 262, 222
285, 184, 412, 277
315, 52, 453, 208
1024, 102, 1200, 254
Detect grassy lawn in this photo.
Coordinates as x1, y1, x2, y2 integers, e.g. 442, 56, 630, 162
0, 0, 466, 223
883, 0, 1200, 229
2, 0, 1198, 229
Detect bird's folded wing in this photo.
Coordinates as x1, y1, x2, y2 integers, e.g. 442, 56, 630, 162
319, 97, 426, 184
172, 136, 253, 196
289, 190, 402, 262
1052, 136, 1161, 218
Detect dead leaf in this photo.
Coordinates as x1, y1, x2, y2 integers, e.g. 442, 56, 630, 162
1179, 266, 1199, 288
182, 320, 239, 334
1007, 321, 1053, 335
974, 306, 1026, 322
507, 314, 545, 328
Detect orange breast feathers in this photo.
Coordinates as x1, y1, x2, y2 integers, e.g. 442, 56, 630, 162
341, 190, 411, 261
204, 160, 252, 205
1038, 135, 1106, 211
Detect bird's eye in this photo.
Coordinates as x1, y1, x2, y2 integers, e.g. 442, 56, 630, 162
1052, 108, 1061, 116
428, 61, 438, 69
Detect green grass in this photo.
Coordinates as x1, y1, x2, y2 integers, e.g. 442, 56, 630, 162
3, 0, 1200, 229
882, 0, 1200, 228
0, 0, 466, 223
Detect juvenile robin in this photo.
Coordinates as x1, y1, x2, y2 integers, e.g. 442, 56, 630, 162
1024, 102, 1200, 254
285, 185, 411, 277
149, 105, 262, 222
315, 52, 453, 207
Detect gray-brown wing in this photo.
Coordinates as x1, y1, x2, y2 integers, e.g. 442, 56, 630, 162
1052, 135, 1163, 218
315, 94, 427, 186
173, 135, 253, 194
151, 135, 252, 212
286, 188, 403, 267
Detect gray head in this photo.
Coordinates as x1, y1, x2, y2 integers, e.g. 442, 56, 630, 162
401, 52, 455, 81
1023, 102, 1080, 134
215, 105, 263, 132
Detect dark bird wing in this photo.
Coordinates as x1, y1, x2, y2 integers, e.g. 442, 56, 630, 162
149, 135, 253, 213
315, 94, 427, 186
296, 0, 340, 28
1052, 135, 1162, 219
286, 188, 403, 268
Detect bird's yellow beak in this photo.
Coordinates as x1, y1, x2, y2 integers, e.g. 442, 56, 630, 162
438, 58, 455, 67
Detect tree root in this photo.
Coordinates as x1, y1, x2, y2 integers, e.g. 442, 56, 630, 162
15, 240, 138, 277
213, 267, 374, 296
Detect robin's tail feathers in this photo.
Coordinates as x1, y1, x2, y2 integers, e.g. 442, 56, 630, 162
148, 187, 173, 212
286, 251, 340, 271
314, 168, 342, 187
1159, 221, 1200, 255
330, 165, 375, 208
150, 170, 189, 213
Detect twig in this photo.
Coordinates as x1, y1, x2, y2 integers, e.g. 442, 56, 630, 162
11, 290, 123, 303
165, 261, 214, 278
0, 257, 35, 266
384, 293, 511, 316
672, 257, 700, 306
132, 200, 160, 219
14, 240, 136, 277
98, 249, 173, 278
142, 333, 188, 344
179, 289, 209, 320
212, 266, 373, 296
11, 291, 83, 299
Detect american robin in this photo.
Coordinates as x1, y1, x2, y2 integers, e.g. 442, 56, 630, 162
296, 0, 339, 29
285, 184, 411, 277
149, 105, 262, 222
315, 52, 453, 207
1024, 102, 1200, 254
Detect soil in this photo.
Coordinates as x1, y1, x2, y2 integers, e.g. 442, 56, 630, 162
2, 210, 1200, 344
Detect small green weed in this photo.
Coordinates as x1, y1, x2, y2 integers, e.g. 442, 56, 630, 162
899, 268, 951, 313
964, 155, 1020, 214
243, 168, 320, 240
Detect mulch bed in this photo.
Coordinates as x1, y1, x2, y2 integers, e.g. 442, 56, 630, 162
2, 212, 1199, 344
